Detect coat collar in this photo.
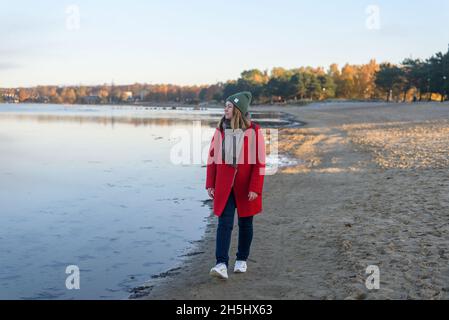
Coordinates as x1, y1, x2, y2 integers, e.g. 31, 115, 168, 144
219, 120, 256, 133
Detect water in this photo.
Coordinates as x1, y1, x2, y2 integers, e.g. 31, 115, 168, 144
0, 103, 292, 299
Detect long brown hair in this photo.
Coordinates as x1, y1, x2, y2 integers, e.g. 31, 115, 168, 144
217, 106, 251, 130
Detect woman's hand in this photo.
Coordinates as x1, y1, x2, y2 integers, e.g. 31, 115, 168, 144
207, 188, 215, 199
248, 191, 258, 201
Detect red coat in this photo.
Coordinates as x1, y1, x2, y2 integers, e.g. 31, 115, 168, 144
205, 121, 266, 217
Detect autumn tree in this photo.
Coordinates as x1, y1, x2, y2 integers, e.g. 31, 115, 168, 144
61, 87, 77, 104
98, 87, 110, 103
18, 89, 30, 102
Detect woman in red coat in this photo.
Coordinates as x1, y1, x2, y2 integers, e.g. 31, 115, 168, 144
205, 91, 266, 280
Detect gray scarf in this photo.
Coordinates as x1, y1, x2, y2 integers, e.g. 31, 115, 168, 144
221, 118, 246, 168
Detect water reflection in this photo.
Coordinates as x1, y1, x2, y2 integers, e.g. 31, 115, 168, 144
0, 104, 297, 128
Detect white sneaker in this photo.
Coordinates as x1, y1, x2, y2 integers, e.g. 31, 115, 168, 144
209, 263, 228, 280
233, 260, 247, 273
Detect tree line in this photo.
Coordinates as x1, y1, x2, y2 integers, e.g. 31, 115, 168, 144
375, 48, 449, 102
1, 45, 448, 105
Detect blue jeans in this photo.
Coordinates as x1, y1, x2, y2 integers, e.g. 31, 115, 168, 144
215, 189, 253, 268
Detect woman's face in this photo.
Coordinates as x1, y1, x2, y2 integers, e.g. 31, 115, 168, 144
224, 101, 234, 119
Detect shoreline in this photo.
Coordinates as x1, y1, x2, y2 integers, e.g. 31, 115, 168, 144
127, 104, 314, 299
129, 102, 341, 299
127, 111, 306, 299
133, 101, 449, 300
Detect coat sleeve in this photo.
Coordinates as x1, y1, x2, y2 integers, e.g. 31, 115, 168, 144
205, 130, 218, 189
249, 126, 266, 195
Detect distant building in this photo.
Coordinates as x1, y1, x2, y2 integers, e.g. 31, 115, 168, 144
2, 93, 19, 103
36, 95, 50, 103
139, 89, 149, 101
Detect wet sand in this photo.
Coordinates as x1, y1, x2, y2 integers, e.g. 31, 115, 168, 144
136, 101, 449, 300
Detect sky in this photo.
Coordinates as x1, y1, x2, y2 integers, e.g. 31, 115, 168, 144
1, 0, 449, 88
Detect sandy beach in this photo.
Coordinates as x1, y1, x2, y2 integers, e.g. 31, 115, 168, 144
134, 101, 449, 300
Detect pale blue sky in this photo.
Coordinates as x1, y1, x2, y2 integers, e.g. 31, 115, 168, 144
1, 0, 449, 87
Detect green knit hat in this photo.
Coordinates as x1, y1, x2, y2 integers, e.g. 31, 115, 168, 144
225, 91, 252, 116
